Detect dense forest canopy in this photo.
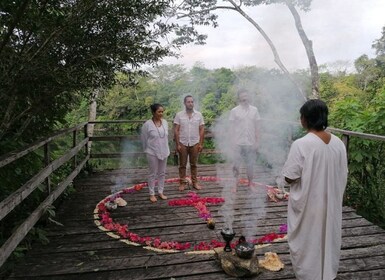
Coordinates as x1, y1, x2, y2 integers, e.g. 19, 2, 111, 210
0, 0, 178, 147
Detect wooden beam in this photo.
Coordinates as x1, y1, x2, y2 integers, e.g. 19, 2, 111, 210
44, 143, 51, 194
0, 123, 87, 168
90, 152, 144, 159
0, 156, 89, 268
328, 127, 385, 141
72, 129, 77, 169
0, 138, 88, 222
89, 135, 141, 141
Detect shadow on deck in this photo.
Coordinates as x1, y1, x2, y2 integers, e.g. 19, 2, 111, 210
8, 164, 385, 279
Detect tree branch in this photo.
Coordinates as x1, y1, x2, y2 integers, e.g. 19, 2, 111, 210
1, 96, 17, 132
285, 0, 319, 99
0, 97, 33, 140
227, 0, 307, 100
176, 6, 237, 20
17, 2, 97, 76
18, 0, 50, 56
14, 116, 33, 139
0, 0, 31, 55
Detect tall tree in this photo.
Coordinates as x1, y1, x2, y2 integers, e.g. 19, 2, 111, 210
169, 0, 319, 99
372, 26, 385, 76
0, 0, 176, 145
372, 26, 385, 56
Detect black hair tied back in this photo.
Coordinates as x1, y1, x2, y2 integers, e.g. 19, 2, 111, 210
150, 103, 163, 114
300, 99, 329, 131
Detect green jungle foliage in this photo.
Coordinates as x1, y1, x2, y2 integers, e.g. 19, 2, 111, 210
319, 27, 385, 228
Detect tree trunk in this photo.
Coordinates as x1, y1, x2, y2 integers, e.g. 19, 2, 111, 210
227, 0, 307, 101
285, 1, 320, 99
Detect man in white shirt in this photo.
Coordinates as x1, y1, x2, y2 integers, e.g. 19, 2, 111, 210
229, 90, 260, 188
174, 95, 205, 191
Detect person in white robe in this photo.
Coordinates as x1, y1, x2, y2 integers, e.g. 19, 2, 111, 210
282, 99, 348, 280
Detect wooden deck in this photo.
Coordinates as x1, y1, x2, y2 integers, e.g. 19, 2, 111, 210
8, 164, 385, 279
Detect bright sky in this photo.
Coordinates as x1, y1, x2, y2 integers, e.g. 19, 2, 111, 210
160, 0, 385, 71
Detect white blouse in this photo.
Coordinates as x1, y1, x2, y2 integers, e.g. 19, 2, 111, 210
141, 119, 170, 160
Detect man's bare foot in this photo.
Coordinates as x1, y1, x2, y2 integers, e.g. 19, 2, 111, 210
150, 195, 157, 203
193, 184, 202, 190
158, 193, 168, 200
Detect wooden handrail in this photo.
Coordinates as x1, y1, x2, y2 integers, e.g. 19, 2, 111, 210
0, 137, 88, 221
0, 156, 89, 267
0, 122, 87, 168
328, 127, 385, 141
0, 124, 89, 268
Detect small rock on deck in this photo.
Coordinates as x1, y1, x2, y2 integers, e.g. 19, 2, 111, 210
8, 164, 385, 279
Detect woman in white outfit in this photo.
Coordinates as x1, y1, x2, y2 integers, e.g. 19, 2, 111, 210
141, 104, 170, 203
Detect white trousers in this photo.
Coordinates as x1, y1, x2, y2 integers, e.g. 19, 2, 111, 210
146, 154, 167, 195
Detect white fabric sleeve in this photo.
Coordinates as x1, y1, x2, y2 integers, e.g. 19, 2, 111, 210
173, 112, 180, 125
282, 141, 303, 181
199, 112, 205, 125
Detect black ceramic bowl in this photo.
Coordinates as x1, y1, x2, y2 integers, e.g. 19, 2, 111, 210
235, 242, 255, 259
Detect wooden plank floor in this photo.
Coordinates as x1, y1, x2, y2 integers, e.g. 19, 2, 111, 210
8, 164, 385, 279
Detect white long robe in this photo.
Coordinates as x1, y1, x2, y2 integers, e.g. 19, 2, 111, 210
282, 133, 348, 280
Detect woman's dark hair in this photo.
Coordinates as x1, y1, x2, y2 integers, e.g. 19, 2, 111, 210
300, 99, 328, 131
150, 103, 163, 114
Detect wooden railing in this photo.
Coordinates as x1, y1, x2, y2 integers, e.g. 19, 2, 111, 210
89, 120, 385, 161
328, 127, 385, 155
0, 123, 89, 267
1, 120, 385, 268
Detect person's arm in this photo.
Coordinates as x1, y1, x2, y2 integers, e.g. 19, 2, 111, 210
254, 118, 260, 149
174, 123, 181, 153
282, 141, 302, 184
198, 124, 204, 152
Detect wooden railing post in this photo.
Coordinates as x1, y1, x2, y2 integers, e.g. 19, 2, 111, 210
84, 123, 89, 169
44, 143, 51, 194
84, 123, 89, 156
341, 134, 350, 161
73, 129, 77, 169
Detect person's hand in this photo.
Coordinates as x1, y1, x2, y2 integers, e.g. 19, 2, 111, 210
198, 143, 203, 153
176, 144, 182, 153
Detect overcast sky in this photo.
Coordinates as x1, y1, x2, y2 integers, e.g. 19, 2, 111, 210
160, 0, 385, 71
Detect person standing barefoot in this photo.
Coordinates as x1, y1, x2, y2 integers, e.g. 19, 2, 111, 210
141, 104, 170, 203
174, 95, 205, 191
